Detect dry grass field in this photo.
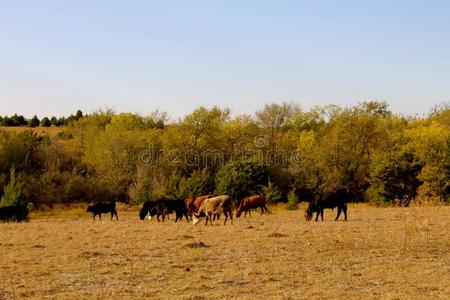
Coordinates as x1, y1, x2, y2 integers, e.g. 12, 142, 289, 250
1, 204, 449, 299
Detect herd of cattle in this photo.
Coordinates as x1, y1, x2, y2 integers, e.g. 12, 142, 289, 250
0, 189, 349, 224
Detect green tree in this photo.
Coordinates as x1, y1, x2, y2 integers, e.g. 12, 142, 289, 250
41, 117, 51, 127
261, 180, 283, 203
28, 115, 40, 127
215, 160, 268, 202
0, 168, 25, 207
285, 190, 299, 210
368, 150, 422, 206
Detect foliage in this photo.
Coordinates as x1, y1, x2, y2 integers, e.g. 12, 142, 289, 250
0, 168, 25, 207
261, 180, 283, 203
368, 151, 422, 206
28, 115, 40, 127
215, 160, 268, 202
285, 190, 300, 210
0, 102, 449, 207
41, 117, 51, 127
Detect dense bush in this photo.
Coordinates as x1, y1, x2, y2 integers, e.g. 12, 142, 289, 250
215, 160, 268, 202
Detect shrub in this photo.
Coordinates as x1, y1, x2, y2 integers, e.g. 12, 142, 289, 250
0, 168, 25, 207
215, 160, 268, 202
168, 168, 215, 200
285, 190, 299, 210
261, 180, 283, 203
368, 150, 422, 206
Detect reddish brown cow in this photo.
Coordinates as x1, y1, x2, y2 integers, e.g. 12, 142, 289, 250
185, 194, 216, 218
236, 195, 268, 218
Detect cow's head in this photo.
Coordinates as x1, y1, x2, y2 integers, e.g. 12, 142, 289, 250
235, 207, 242, 218
192, 213, 201, 225
139, 209, 147, 220
86, 204, 94, 213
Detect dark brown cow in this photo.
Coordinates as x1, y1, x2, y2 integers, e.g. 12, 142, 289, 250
236, 195, 268, 218
185, 194, 216, 218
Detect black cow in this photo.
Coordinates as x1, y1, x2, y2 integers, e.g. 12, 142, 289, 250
139, 199, 189, 223
0, 204, 30, 223
139, 199, 165, 221
305, 189, 349, 221
86, 201, 118, 221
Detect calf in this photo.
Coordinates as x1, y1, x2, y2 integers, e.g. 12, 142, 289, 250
0, 204, 30, 223
86, 201, 118, 221
193, 195, 233, 226
236, 195, 268, 218
305, 189, 349, 221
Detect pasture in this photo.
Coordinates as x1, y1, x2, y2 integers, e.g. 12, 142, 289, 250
1, 204, 449, 299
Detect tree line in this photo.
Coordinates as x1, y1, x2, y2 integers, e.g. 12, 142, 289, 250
0, 110, 83, 127
0, 102, 449, 208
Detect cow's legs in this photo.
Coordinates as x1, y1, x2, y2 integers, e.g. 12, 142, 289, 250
98, 213, 101, 221
223, 212, 228, 225
335, 207, 342, 221
315, 211, 319, 222
320, 209, 324, 221
343, 205, 348, 221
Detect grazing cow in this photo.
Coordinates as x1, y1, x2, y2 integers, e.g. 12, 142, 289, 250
86, 201, 118, 221
185, 194, 216, 218
192, 195, 233, 226
140, 199, 189, 223
165, 199, 189, 222
0, 204, 31, 223
236, 195, 268, 218
140, 199, 165, 221
305, 189, 349, 221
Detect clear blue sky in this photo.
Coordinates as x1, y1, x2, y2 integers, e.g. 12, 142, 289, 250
1, 0, 450, 120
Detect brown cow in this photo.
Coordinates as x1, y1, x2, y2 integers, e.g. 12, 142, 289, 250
185, 194, 216, 219
192, 195, 234, 226
236, 195, 268, 218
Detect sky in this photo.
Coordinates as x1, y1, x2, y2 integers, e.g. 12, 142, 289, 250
1, 0, 450, 120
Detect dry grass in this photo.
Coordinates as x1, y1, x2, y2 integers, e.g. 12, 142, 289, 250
1, 204, 449, 299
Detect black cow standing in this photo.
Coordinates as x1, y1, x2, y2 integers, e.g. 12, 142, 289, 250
139, 199, 189, 223
305, 189, 349, 221
0, 204, 30, 223
86, 201, 118, 221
